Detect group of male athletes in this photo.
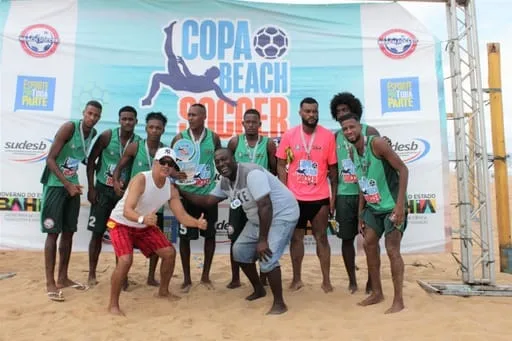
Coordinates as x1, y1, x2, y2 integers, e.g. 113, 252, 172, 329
40, 92, 408, 315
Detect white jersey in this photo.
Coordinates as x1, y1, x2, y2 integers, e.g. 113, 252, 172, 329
110, 171, 171, 228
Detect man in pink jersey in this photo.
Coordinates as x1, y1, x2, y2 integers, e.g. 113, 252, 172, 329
276, 97, 338, 293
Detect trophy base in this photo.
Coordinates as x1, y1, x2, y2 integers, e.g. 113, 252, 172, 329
175, 179, 196, 186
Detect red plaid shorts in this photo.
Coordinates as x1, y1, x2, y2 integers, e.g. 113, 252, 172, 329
107, 219, 171, 257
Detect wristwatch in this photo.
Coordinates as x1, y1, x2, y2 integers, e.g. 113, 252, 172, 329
137, 216, 144, 224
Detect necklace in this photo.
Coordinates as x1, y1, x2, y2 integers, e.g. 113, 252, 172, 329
244, 135, 261, 163
78, 120, 93, 162
300, 128, 316, 159
228, 165, 242, 209
118, 129, 134, 157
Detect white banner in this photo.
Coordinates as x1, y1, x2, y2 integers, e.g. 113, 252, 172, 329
0, 1, 449, 255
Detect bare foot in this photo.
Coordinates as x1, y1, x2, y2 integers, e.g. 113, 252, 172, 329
181, 283, 192, 293
266, 302, 288, 315
56, 278, 80, 289
365, 280, 372, 294
322, 282, 334, 293
226, 281, 241, 289
246, 288, 266, 301
385, 301, 404, 314
88, 277, 99, 287
200, 280, 215, 290
147, 278, 160, 287
358, 293, 384, 306
57, 279, 88, 291
289, 280, 304, 291
108, 306, 126, 316
156, 291, 182, 301
46, 283, 59, 293
348, 283, 358, 294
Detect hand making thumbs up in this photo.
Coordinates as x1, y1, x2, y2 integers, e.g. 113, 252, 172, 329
196, 213, 208, 230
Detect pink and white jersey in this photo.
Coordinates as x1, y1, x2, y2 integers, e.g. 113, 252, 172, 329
276, 125, 337, 201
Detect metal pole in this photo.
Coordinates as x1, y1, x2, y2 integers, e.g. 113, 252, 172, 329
487, 42, 512, 273
446, 0, 473, 283
466, 0, 495, 284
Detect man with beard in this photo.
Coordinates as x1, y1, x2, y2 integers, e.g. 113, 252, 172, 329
171, 103, 221, 293
329, 92, 382, 294
86, 106, 141, 287
112, 112, 167, 288
178, 148, 299, 315
340, 113, 408, 314
225, 108, 277, 289
276, 97, 338, 293
40, 100, 102, 301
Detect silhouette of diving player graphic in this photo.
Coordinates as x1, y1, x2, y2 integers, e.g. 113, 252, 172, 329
141, 21, 237, 107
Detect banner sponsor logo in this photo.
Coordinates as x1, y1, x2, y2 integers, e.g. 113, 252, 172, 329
140, 19, 290, 138
3, 138, 52, 163
0, 196, 41, 212
14, 76, 56, 111
377, 29, 417, 59
18, 24, 60, 58
391, 138, 430, 164
407, 193, 437, 225
380, 76, 420, 113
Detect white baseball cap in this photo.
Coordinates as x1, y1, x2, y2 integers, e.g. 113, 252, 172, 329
154, 147, 177, 163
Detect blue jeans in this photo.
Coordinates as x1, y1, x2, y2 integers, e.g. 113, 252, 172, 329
232, 218, 297, 273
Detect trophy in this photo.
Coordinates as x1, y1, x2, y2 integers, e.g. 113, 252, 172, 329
173, 139, 200, 186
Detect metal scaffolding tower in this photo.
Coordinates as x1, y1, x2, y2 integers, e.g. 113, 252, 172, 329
366, 0, 512, 295
440, 0, 495, 287
410, 0, 512, 295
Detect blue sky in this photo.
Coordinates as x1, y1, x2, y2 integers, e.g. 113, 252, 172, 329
240, 0, 511, 154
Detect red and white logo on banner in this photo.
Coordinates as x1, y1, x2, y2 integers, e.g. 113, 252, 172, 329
377, 29, 418, 59
18, 24, 60, 58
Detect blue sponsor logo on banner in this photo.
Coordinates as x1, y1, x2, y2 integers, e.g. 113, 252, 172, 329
380, 76, 420, 113
14, 75, 56, 111
391, 138, 430, 164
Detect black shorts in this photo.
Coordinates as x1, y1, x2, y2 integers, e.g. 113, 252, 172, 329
88, 182, 122, 234
228, 206, 248, 241
335, 195, 359, 240
40, 186, 80, 234
296, 198, 330, 229
178, 197, 218, 240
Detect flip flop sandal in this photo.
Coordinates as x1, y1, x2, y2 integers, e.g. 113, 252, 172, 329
47, 290, 65, 302
70, 282, 89, 291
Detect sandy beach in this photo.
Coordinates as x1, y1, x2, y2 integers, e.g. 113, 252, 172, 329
1, 174, 511, 341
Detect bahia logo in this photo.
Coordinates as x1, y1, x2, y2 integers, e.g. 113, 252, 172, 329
4, 138, 52, 163
378, 29, 418, 59
18, 24, 60, 58
391, 138, 430, 164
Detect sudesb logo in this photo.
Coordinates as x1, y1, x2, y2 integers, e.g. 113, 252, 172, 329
3, 138, 52, 163
391, 138, 430, 164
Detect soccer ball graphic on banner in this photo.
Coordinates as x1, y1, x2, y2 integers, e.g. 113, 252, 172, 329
253, 26, 289, 59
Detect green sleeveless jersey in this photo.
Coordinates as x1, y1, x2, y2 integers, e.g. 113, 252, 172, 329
96, 128, 141, 187
353, 135, 400, 213
130, 139, 164, 178
179, 128, 216, 195
234, 134, 269, 169
336, 124, 368, 196
41, 120, 96, 187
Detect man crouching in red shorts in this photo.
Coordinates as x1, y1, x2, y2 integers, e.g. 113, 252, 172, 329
106, 147, 207, 315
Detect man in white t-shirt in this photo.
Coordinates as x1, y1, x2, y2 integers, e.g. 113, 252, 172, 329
107, 147, 207, 316
179, 148, 299, 315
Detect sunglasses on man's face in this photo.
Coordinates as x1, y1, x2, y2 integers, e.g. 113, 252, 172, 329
158, 159, 174, 167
